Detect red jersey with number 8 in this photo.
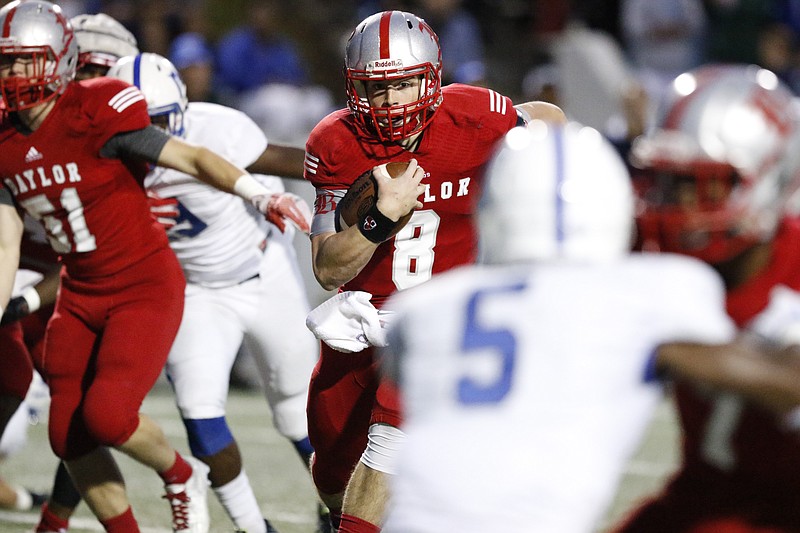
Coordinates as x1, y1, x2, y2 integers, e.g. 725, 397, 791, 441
305, 84, 518, 306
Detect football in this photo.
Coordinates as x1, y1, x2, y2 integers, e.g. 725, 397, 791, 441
335, 161, 415, 238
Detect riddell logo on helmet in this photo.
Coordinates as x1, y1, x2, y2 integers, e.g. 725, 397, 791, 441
369, 59, 403, 70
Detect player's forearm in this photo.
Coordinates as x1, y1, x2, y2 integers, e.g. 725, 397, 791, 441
158, 138, 270, 197
0, 205, 23, 312
0, 261, 16, 313
33, 269, 61, 309
312, 230, 378, 291
658, 341, 800, 415
192, 146, 257, 195
246, 144, 306, 180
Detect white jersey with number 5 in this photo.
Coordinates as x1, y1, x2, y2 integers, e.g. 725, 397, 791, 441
381, 253, 736, 533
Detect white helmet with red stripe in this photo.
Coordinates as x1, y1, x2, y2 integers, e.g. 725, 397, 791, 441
70, 13, 138, 73
480, 121, 635, 264
631, 64, 800, 263
0, 0, 78, 111
345, 10, 442, 142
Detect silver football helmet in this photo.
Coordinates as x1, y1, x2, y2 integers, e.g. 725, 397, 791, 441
480, 121, 635, 264
0, 0, 78, 111
70, 13, 138, 74
631, 64, 800, 263
107, 53, 188, 137
345, 10, 442, 142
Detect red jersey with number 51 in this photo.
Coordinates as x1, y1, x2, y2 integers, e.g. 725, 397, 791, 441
305, 83, 518, 306
0, 77, 169, 280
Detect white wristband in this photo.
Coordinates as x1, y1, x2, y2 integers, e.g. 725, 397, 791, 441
233, 174, 271, 201
21, 286, 41, 314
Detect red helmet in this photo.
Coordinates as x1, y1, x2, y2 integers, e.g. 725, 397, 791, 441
344, 11, 442, 142
0, 0, 78, 111
631, 64, 800, 263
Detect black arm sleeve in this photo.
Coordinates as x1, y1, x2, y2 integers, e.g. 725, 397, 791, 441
99, 125, 172, 163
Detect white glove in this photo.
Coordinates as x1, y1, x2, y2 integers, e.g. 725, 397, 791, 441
306, 291, 390, 352
251, 192, 312, 234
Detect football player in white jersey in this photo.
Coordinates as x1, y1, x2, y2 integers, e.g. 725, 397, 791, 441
105, 53, 322, 533
378, 121, 772, 533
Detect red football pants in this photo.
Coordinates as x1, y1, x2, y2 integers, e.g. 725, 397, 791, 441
40, 248, 185, 460
306, 343, 402, 496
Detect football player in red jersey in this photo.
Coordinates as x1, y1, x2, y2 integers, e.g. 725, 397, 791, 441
1, 11, 141, 332
302, 10, 565, 533
612, 64, 800, 533
0, 2, 307, 532
21, 11, 139, 533
0, 11, 133, 447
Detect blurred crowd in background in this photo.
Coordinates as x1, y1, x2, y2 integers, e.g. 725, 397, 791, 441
15, 0, 800, 151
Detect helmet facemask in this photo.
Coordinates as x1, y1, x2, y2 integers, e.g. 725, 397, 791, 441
149, 104, 186, 137
630, 65, 800, 264
346, 64, 441, 142
633, 162, 757, 262
344, 11, 443, 143
74, 58, 111, 80
0, 1, 78, 112
0, 46, 63, 111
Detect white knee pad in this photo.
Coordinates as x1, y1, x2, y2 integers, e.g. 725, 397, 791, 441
359, 423, 407, 475
269, 390, 309, 441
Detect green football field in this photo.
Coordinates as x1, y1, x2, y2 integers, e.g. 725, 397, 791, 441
0, 381, 681, 533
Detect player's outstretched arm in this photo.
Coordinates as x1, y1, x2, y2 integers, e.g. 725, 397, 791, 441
657, 341, 800, 417
246, 143, 306, 180
157, 136, 257, 194
156, 136, 311, 233
0, 201, 24, 314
